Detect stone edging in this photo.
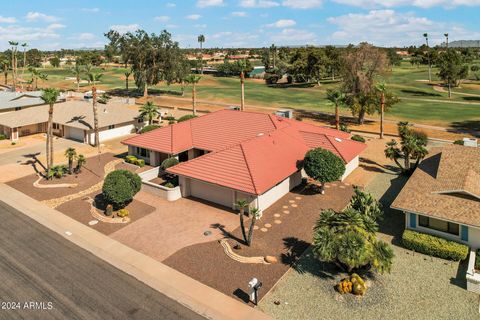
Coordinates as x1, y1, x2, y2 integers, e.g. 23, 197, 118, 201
33, 174, 78, 189
220, 239, 270, 264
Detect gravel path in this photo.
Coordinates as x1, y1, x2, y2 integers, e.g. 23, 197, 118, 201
259, 168, 479, 320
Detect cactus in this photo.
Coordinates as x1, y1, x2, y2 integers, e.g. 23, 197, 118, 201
105, 204, 113, 216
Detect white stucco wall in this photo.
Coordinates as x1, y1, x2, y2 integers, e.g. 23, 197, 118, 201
257, 171, 303, 212
87, 123, 135, 144
341, 156, 359, 181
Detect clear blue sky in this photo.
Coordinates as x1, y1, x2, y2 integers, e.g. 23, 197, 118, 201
1, 0, 479, 50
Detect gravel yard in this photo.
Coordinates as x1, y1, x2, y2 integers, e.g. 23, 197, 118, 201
259, 165, 479, 320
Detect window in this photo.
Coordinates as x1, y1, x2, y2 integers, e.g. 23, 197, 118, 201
137, 118, 144, 123
15, 107, 21, 111
136, 147, 149, 158
418, 215, 459, 235
53, 123, 60, 130
108, 125, 115, 130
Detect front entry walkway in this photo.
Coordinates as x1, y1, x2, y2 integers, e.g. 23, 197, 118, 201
109, 191, 240, 261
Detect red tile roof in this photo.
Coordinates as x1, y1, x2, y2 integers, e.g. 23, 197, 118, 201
122, 110, 366, 194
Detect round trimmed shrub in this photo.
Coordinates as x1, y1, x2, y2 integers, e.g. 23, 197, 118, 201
177, 114, 197, 123
453, 140, 464, 146
102, 170, 141, 209
161, 157, 179, 170
139, 125, 161, 134
351, 135, 366, 143
303, 148, 345, 190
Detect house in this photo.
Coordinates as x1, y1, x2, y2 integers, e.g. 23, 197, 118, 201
391, 144, 480, 248
0, 91, 65, 114
0, 99, 145, 143
122, 110, 366, 211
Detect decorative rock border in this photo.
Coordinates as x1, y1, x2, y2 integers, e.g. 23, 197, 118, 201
33, 175, 78, 189
219, 239, 270, 264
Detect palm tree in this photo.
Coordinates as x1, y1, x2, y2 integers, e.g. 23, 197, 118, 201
423, 33, 432, 82
237, 60, 249, 111
235, 199, 249, 243
247, 207, 262, 246
124, 69, 132, 91
21, 43, 27, 89
8, 41, 18, 90
70, 62, 83, 92
87, 72, 104, 152
84, 64, 93, 85
64, 147, 77, 174
38, 73, 48, 89
197, 35, 205, 74
326, 89, 344, 130
376, 82, 387, 139
444, 33, 449, 48
40, 88, 60, 176
139, 101, 159, 125
185, 75, 202, 116
75, 154, 86, 173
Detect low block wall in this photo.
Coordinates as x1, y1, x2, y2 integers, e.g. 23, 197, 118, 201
466, 250, 480, 293
139, 167, 182, 201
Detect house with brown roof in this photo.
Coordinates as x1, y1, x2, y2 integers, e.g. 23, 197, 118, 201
122, 109, 366, 212
391, 144, 480, 248
0, 99, 145, 144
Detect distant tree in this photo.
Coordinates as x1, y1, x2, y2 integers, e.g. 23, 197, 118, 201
385, 122, 428, 174
124, 69, 132, 91
185, 74, 202, 115
49, 56, 61, 68
197, 34, 205, 74
9, 41, 18, 90
303, 148, 345, 194
237, 60, 252, 111
325, 45, 341, 81
0, 57, 9, 85
471, 65, 480, 81
326, 89, 345, 130
436, 49, 469, 98
375, 82, 399, 139
70, 62, 83, 92
139, 101, 159, 125
26, 48, 43, 68
341, 43, 388, 124
386, 48, 402, 68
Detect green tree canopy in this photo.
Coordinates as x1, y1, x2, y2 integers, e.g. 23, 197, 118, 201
303, 148, 345, 194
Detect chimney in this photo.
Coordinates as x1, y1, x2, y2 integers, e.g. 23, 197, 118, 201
463, 138, 478, 148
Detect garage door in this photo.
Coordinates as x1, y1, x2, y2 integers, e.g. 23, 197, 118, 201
190, 180, 232, 208
66, 127, 84, 142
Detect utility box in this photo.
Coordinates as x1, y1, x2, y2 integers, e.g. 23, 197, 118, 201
275, 109, 293, 119
227, 106, 240, 111
463, 138, 478, 148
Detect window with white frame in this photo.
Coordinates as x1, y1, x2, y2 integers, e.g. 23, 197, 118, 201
418, 215, 459, 235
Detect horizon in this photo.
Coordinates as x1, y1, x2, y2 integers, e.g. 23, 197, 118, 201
1, 0, 480, 51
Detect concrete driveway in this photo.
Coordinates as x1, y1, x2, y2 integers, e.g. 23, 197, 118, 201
109, 191, 240, 262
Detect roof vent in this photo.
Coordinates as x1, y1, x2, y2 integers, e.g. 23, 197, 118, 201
257, 133, 264, 137
463, 138, 478, 148
335, 138, 342, 142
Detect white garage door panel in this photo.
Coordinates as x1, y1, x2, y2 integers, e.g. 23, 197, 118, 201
190, 180, 232, 208
66, 127, 84, 142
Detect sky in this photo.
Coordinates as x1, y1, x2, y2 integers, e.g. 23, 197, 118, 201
1, 0, 480, 50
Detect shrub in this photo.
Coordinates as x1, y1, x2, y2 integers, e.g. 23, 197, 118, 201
139, 125, 161, 134
340, 124, 350, 133
0, 133, 6, 140
48, 165, 68, 179
177, 114, 197, 123
135, 159, 145, 167
125, 155, 137, 164
102, 170, 141, 209
453, 140, 464, 145
11, 142, 16, 145
163, 182, 174, 188
163, 115, 175, 121
117, 208, 129, 218
351, 135, 366, 143
402, 229, 468, 261
161, 157, 179, 170
303, 148, 345, 193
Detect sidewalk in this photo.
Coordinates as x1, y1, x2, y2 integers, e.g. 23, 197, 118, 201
0, 183, 271, 320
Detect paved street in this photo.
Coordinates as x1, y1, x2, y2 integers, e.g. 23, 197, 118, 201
0, 201, 205, 320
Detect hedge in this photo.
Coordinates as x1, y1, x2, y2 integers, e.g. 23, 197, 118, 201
0, 133, 6, 140
177, 114, 197, 123
351, 135, 366, 143
140, 125, 161, 134
402, 229, 469, 261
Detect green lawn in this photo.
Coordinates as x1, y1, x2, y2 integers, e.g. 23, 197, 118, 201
34, 62, 480, 127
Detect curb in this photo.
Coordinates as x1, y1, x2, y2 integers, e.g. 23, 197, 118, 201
0, 183, 271, 320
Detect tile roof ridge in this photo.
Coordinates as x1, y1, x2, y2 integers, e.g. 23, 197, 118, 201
239, 143, 258, 194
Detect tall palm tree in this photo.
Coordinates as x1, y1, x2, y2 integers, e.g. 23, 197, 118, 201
124, 69, 132, 91
70, 62, 83, 92
21, 43, 27, 89
40, 88, 60, 175
38, 73, 48, 89
376, 82, 387, 139
237, 60, 249, 111
64, 147, 77, 174
185, 74, 202, 116
444, 33, 449, 48
87, 72, 104, 152
235, 199, 249, 243
84, 64, 93, 85
423, 33, 432, 82
247, 207, 262, 246
197, 34, 205, 74
139, 101, 159, 125
8, 41, 18, 90
326, 89, 344, 130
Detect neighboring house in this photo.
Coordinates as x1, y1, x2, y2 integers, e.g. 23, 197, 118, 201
391, 144, 480, 248
0, 99, 145, 144
0, 91, 65, 114
122, 109, 366, 212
